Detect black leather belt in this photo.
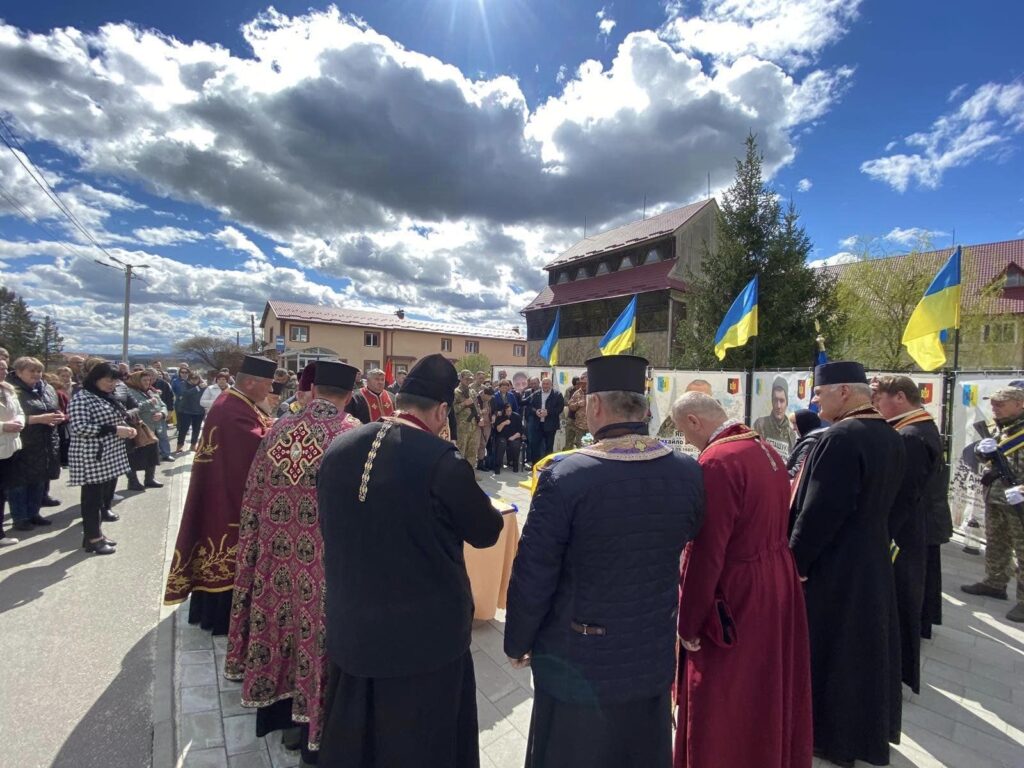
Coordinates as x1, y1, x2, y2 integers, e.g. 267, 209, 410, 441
570, 621, 606, 636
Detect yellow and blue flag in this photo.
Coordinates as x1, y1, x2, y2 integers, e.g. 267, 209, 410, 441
714, 276, 758, 361
539, 309, 560, 365
902, 246, 961, 371
599, 295, 637, 356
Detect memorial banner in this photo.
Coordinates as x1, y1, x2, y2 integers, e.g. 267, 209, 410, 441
649, 370, 746, 445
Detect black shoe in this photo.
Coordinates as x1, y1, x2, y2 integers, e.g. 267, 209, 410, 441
126, 481, 145, 492
41, 497, 62, 507
144, 479, 164, 488
101, 510, 120, 522
29, 516, 53, 526
961, 582, 1008, 600
83, 538, 116, 555
13, 521, 34, 532
82, 535, 117, 549
281, 726, 303, 751
161, 455, 174, 462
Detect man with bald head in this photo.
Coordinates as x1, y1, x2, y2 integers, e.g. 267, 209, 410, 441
670, 392, 811, 768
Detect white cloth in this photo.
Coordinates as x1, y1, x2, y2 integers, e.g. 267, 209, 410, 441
200, 385, 227, 412
0, 384, 24, 460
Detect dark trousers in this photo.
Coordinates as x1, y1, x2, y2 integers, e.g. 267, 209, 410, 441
176, 412, 204, 448
528, 421, 545, 464
80, 478, 117, 539
492, 435, 522, 474
8, 482, 46, 523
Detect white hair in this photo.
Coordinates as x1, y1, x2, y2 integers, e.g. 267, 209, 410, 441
672, 391, 726, 421
588, 390, 647, 420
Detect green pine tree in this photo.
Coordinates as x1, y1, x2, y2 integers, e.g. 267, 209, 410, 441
36, 315, 65, 368
673, 134, 842, 368
0, 287, 41, 360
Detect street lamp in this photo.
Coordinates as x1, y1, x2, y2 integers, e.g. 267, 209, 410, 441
95, 256, 150, 363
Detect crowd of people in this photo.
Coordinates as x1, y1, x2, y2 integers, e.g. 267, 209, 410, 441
4, 342, 1022, 768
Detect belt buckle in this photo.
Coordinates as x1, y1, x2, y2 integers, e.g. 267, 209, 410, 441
580, 622, 591, 636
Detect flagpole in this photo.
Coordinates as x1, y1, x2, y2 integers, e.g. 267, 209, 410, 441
745, 333, 758, 425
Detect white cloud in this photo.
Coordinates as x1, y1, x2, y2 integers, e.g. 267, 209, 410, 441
132, 225, 204, 245
808, 251, 858, 268
0, 6, 859, 350
838, 234, 859, 250
796, 177, 812, 192
596, 7, 617, 38
661, 0, 862, 68
556, 64, 568, 84
861, 81, 1024, 192
882, 226, 948, 247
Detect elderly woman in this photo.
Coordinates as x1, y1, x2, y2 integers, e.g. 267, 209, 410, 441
126, 370, 166, 489
69, 362, 138, 554
0, 357, 26, 546
3, 357, 64, 531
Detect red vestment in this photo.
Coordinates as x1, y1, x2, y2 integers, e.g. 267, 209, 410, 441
165, 388, 272, 604
225, 399, 361, 752
675, 423, 813, 768
361, 387, 394, 421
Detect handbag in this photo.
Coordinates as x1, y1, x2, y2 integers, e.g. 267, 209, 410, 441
132, 420, 159, 449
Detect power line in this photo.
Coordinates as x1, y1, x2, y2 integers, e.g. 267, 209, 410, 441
0, 182, 93, 261
0, 114, 120, 262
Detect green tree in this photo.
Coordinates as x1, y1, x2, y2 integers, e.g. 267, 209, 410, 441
173, 335, 246, 373
36, 315, 64, 368
0, 287, 41, 360
672, 135, 841, 368
455, 352, 492, 377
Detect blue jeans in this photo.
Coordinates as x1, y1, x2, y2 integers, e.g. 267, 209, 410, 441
8, 482, 46, 523
155, 420, 172, 458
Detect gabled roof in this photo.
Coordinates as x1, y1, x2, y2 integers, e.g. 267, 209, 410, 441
263, 301, 523, 341
544, 199, 713, 269
815, 238, 1024, 314
522, 259, 686, 313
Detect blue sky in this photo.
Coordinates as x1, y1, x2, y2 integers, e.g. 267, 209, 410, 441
0, 1, 1022, 353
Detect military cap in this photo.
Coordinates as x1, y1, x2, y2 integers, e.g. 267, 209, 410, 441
400, 354, 458, 405
986, 386, 1024, 403
585, 354, 648, 394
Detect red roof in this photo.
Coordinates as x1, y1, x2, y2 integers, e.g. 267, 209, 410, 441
522, 259, 686, 313
544, 200, 713, 269
816, 238, 1024, 314
264, 301, 523, 340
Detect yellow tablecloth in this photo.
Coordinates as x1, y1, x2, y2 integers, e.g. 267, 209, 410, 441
465, 507, 520, 621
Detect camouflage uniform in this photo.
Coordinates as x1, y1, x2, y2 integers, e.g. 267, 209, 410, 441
980, 412, 1024, 605
454, 383, 481, 469
566, 387, 588, 448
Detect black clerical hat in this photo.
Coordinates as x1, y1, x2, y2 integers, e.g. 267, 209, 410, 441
814, 361, 867, 386
400, 354, 458, 405
315, 360, 359, 390
271, 381, 284, 395
239, 355, 277, 379
585, 354, 648, 394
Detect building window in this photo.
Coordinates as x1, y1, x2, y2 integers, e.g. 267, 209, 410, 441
289, 325, 309, 343
982, 322, 1017, 343
465, 340, 480, 354
513, 344, 526, 357
556, 271, 570, 284
364, 360, 380, 373
364, 331, 380, 347
595, 261, 610, 276
1005, 270, 1024, 288
441, 337, 452, 352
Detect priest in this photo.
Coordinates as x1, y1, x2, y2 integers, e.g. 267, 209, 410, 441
316, 354, 503, 768
345, 367, 394, 424
790, 361, 905, 767
504, 355, 704, 768
225, 360, 362, 765
872, 374, 943, 694
164, 355, 275, 634
671, 392, 812, 768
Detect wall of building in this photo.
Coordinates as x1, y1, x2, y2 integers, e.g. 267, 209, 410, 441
671, 202, 717, 280
527, 329, 671, 367
263, 309, 525, 371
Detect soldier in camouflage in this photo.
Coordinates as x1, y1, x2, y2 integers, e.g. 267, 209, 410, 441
961, 386, 1024, 623
453, 370, 481, 477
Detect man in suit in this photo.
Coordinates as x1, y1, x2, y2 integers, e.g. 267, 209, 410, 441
527, 377, 564, 463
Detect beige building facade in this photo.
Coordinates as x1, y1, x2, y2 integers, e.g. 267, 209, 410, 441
261, 301, 526, 373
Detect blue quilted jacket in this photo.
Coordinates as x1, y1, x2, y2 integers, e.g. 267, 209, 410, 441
505, 445, 704, 702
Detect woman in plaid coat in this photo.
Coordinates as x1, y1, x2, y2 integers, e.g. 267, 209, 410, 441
68, 362, 137, 555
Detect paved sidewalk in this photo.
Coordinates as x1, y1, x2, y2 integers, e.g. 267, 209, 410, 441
168, 463, 1024, 768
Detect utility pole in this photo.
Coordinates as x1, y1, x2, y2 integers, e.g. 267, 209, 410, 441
250, 313, 258, 352
95, 256, 149, 363
42, 315, 50, 369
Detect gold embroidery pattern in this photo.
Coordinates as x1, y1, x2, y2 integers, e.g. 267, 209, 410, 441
165, 533, 238, 600
267, 421, 325, 485
359, 421, 394, 502
193, 425, 219, 464
579, 434, 672, 462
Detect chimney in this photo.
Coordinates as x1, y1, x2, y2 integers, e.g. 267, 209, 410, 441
395, 308, 406, 320
512, 325, 520, 335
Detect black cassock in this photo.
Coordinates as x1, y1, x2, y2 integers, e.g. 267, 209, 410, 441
790, 409, 905, 767
888, 412, 943, 694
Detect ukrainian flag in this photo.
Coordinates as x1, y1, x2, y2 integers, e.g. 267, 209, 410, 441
539, 309, 560, 365
714, 276, 758, 361
902, 246, 961, 371
599, 295, 637, 356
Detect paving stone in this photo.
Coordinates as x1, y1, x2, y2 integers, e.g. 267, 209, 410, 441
473, 650, 519, 704
182, 662, 219, 688
181, 649, 216, 666
183, 747, 229, 768
180, 711, 225, 751
228, 749, 272, 768
181, 631, 215, 651
477, 689, 514, 748
950, 721, 1024, 767
223, 713, 260, 756
266, 734, 301, 768
482, 728, 529, 768
494, 686, 534, 737
220, 687, 249, 717
182, 685, 222, 714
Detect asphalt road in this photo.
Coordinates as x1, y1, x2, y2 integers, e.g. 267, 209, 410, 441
0, 458, 185, 768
